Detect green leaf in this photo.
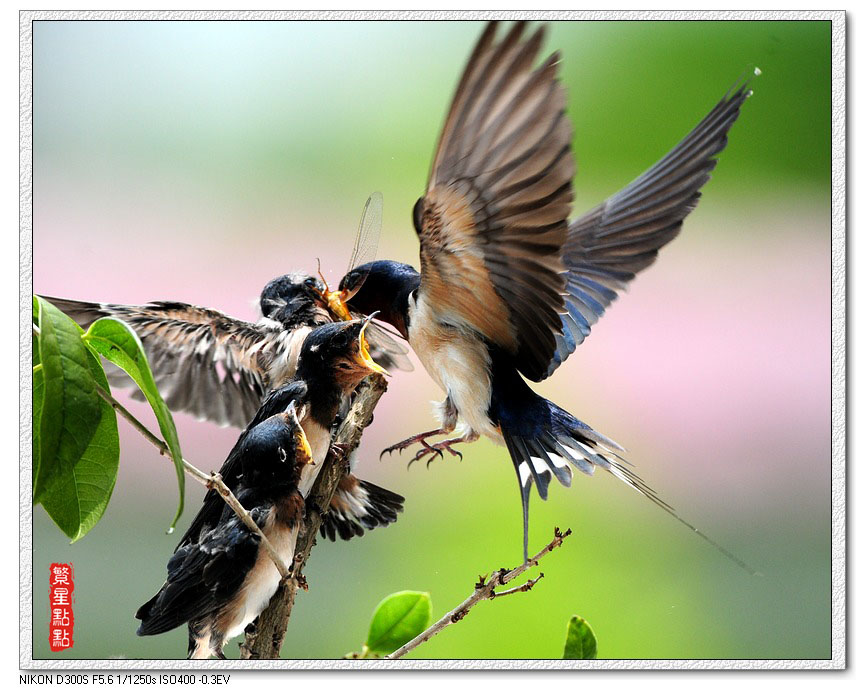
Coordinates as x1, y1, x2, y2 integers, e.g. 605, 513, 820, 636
34, 296, 102, 506
82, 317, 184, 530
563, 615, 598, 660
40, 347, 120, 541
365, 591, 432, 655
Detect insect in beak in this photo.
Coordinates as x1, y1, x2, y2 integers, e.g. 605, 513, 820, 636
316, 259, 353, 322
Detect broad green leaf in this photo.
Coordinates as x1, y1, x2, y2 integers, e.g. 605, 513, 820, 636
82, 317, 184, 530
563, 615, 598, 660
40, 347, 120, 541
365, 591, 432, 655
34, 296, 101, 505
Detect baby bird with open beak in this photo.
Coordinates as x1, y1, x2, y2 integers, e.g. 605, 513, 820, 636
136, 317, 395, 659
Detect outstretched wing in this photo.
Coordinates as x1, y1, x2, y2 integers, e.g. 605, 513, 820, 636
414, 21, 574, 382
43, 297, 306, 427
544, 79, 753, 379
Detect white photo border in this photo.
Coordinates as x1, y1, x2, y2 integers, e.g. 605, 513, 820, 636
19, 8, 846, 671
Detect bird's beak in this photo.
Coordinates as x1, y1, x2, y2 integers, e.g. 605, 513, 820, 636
287, 401, 314, 465
356, 314, 388, 376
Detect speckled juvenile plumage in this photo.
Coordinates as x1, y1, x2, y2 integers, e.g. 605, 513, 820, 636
43, 273, 411, 429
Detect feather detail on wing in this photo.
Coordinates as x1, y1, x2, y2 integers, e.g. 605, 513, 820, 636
319, 475, 405, 541
42, 296, 309, 428
415, 21, 573, 382
544, 78, 753, 378
136, 506, 265, 636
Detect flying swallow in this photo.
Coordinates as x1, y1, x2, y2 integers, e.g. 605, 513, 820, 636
336, 21, 753, 563
43, 268, 410, 429
137, 318, 397, 658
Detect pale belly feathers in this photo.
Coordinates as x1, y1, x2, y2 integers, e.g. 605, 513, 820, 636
297, 415, 334, 496
217, 510, 299, 644
407, 293, 502, 443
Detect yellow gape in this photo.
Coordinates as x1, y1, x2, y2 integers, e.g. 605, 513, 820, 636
358, 318, 388, 376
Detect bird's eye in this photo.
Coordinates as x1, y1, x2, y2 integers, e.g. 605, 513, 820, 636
304, 277, 318, 288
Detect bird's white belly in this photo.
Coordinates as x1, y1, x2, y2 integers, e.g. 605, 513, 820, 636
220, 514, 299, 643
297, 418, 333, 497
408, 298, 500, 442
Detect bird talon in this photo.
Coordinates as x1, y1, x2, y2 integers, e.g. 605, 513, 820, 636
330, 442, 349, 460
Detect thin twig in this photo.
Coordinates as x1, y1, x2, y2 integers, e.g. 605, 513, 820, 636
91, 383, 292, 580
490, 573, 544, 598
35, 321, 283, 569
385, 527, 572, 660
239, 374, 388, 659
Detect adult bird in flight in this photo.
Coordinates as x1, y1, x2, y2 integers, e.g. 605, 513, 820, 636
336, 21, 754, 564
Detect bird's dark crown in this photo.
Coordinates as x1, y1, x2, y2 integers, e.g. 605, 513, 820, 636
239, 413, 304, 492
339, 260, 420, 338
259, 273, 325, 325
298, 320, 381, 382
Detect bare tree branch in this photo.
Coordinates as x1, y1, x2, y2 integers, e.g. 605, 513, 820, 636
239, 374, 389, 659
384, 527, 572, 660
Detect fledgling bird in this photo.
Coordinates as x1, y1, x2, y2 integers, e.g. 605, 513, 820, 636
137, 317, 398, 658
336, 21, 754, 564
43, 270, 411, 429
173, 316, 399, 557
136, 400, 312, 659
47, 277, 407, 542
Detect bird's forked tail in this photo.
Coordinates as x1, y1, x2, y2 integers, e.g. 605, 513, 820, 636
495, 390, 756, 574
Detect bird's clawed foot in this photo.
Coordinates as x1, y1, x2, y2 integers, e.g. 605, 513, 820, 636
329, 442, 352, 472
408, 438, 465, 469
379, 428, 447, 460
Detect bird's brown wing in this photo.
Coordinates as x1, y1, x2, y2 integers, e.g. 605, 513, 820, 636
42, 297, 303, 427
542, 80, 753, 379
415, 21, 574, 382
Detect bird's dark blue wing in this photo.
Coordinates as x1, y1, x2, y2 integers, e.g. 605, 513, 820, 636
174, 381, 309, 551
319, 476, 405, 542
136, 507, 266, 636
543, 79, 753, 379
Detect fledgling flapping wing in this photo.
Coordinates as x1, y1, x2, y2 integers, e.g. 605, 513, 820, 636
544, 80, 753, 379
414, 21, 574, 382
42, 297, 311, 428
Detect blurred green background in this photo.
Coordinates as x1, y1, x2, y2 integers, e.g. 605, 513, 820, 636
32, 20, 831, 660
